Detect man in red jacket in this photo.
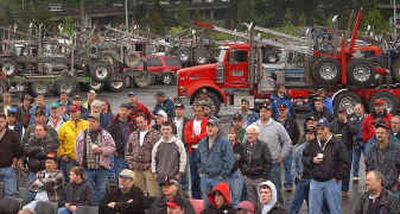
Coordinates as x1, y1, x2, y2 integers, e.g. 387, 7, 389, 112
362, 99, 392, 144
127, 92, 152, 129
183, 103, 207, 199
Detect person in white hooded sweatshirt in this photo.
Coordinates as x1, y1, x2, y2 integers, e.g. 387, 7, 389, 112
256, 180, 288, 214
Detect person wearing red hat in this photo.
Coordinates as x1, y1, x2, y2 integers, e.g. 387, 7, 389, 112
201, 182, 236, 214
361, 99, 392, 145
57, 105, 89, 181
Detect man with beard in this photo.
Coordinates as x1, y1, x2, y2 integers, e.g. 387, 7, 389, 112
353, 170, 400, 213
362, 99, 392, 144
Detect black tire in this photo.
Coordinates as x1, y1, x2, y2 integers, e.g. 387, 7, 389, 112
312, 58, 341, 85
89, 63, 112, 81
161, 72, 176, 85
134, 72, 153, 88
88, 81, 104, 93
107, 76, 125, 92
348, 59, 375, 87
368, 91, 398, 114
193, 90, 222, 115
29, 82, 50, 96
391, 57, 400, 82
1, 59, 19, 77
56, 80, 76, 95
333, 91, 362, 115
124, 75, 134, 88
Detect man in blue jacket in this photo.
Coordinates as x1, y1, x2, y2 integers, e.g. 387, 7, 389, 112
196, 118, 234, 207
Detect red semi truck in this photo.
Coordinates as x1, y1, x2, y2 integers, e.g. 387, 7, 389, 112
176, 11, 400, 114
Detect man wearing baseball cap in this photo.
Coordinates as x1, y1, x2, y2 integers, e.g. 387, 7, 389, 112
57, 105, 89, 181
99, 169, 145, 214
153, 91, 176, 120
303, 117, 349, 214
362, 99, 393, 144
127, 91, 152, 128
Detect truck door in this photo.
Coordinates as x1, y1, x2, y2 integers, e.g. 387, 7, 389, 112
224, 49, 249, 89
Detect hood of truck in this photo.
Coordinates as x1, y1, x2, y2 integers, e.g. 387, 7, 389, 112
177, 63, 217, 96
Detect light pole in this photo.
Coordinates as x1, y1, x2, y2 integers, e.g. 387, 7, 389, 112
395, 0, 397, 37
125, 0, 129, 32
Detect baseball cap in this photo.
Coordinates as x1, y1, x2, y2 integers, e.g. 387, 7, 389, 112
374, 120, 389, 130
51, 102, 60, 109
278, 103, 288, 110
128, 91, 136, 97
73, 95, 83, 101
306, 115, 317, 122
158, 176, 179, 186
88, 90, 97, 95
88, 113, 100, 121
155, 91, 166, 97
317, 118, 330, 128
69, 105, 80, 113
374, 99, 386, 106
207, 117, 220, 127
175, 102, 185, 108
259, 101, 271, 110
119, 169, 135, 179
156, 110, 168, 118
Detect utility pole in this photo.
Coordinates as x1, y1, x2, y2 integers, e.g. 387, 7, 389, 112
395, 0, 397, 37
80, 0, 85, 27
125, 0, 129, 32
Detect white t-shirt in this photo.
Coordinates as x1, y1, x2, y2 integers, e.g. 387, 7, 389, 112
174, 118, 184, 140
193, 119, 202, 136
139, 131, 148, 146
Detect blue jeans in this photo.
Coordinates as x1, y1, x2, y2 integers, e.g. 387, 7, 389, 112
57, 207, 73, 214
200, 175, 222, 208
59, 159, 77, 182
25, 171, 37, 203
180, 155, 191, 196
290, 178, 310, 214
341, 150, 353, 192
0, 167, 17, 198
189, 148, 201, 199
84, 169, 108, 205
284, 151, 293, 187
226, 170, 244, 208
309, 179, 341, 214
352, 142, 363, 177
269, 163, 283, 203
113, 156, 128, 178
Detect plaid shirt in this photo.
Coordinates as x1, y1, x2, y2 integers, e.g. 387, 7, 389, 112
75, 129, 116, 170
125, 128, 160, 171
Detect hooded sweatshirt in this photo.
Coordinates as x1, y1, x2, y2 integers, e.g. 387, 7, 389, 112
256, 181, 288, 214
254, 119, 292, 161
201, 182, 236, 214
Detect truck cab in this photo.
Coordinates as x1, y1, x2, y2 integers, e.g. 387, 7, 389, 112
177, 43, 250, 110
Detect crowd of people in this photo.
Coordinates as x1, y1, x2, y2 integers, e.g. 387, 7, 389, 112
0, 85, 399, 214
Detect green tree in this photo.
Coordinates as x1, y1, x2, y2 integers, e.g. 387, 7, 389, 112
364, 7, 389, 34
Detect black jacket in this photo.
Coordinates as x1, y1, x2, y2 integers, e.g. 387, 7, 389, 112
330, 118, 357, 151
280, 117, 300, 145
201, 205, 236, 214
149, 192, 195, 214
60, 180, 93, 206
353, 189, 400, 214
99, 184, 145, 214
302, 136, 349, 181
241, 139, 273, 179
231, 141, 244, 174
108, 117, 134, 157
25, 136, 59, 173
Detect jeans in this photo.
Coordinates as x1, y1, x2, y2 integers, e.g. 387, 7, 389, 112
200, 175, 222, 208
25, 171, 37, 203
113, 156, 128, 178
180, 155, 191, 197
309, 179, 341, 214
59, 159, 77, 182
269, 163, 283, 203
189, 148, 201, 199
284, 151, 293, 187
244, 177, 266, 206
57, 207, 73, 214
341, 150, 353, 192
0, 167, 17, 198
352, 142, 363, 177
290, 179, 310, 214
84, 169, 108, 205
226, 170, 244, 207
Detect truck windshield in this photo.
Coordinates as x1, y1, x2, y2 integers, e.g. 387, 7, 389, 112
217, 49, 227, 63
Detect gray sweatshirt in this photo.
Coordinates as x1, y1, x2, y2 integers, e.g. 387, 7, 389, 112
254, 118, 292, 161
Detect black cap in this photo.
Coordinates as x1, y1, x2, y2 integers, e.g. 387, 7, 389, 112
306, 115, 317, 121
128, 91, 136, 97
233, 113, 243, 120
158, 176, 179, 186
175, 102, 185, 108
374, 120, 389, 130
259, 101, 271, 110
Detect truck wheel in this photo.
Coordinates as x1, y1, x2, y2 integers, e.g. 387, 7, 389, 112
348, 59, 375, 87
134, 72, 153, 88
56, 80, 76, 95
333, 91, 362, 115
391, 58, 400, 82
161, 72, 176, 85
312, 58, 340, 85
368, 92, 398, 114
1, 59, 19, 77
89, 81, 104, 93
124, 75, 134, 88
30, 82, 50, 96
90, 63, 112, 81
